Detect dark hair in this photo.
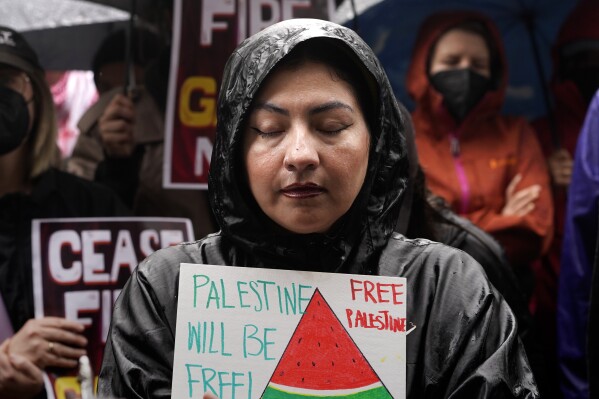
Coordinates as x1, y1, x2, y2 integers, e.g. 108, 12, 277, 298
405, 166, 439, 241
269, 38, 378, 132
92, 28, 164, 86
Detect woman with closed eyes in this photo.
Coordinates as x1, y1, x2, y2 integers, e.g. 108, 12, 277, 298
99, 18, 538, 399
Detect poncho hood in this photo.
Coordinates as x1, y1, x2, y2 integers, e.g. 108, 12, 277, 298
208, 19, 408, 274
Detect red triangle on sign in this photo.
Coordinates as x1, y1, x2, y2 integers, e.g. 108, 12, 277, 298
264, 288, 391, 393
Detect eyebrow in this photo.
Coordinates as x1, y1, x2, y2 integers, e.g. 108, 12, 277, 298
253, 101, 354, 116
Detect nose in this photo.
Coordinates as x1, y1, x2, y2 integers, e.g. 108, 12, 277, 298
459, 58, 473, 70
283, 125, 319, 173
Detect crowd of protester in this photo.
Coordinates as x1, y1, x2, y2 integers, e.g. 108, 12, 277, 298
1, 0, 599, 398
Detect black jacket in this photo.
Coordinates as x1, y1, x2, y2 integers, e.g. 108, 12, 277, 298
395, 101, 531, 340
99, 19, 538, 399
0, 167, 128, 332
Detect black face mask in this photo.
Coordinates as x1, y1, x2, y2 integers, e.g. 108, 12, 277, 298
0, 85, 30, 156
430, 69, 491, 122
565, 67, 599, 105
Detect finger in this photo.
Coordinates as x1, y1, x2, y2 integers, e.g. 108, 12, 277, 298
99, 119, 134, 137
44, 353, 79, 369
506, 174, 522, 197
511, 185, 541, 201
102, 95, 135, 123
107, 93, 135, 112
504, 188, 540, 215
49, 342, 87, 361
40, 341, 83, 369
508, 200, 535, 216
0, 348, 11, 373
514, 202, 535, 217
38, 317, 86, 333
508, 191, 538, 214
112, 92, 135, 107
40, 328, 88, 348
0, 338, 9, 352
508, 186, 541, 207
507, 195, 539, 215
204, 392, 220, 399
100, 105, 135, 125
9, 354, 43, 381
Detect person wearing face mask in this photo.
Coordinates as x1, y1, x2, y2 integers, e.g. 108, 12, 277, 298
407, 11, 553, 300
0, 26, 128, 399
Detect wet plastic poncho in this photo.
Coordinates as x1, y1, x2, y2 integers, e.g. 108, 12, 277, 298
98, 19, 538, 399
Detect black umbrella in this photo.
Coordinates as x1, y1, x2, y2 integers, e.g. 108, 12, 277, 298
91, 0, 168, 93
0, 0, 130, 70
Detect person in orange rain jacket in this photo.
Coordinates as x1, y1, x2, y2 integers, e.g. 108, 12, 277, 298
406, 11, 553, 298
530, 1, 599, 398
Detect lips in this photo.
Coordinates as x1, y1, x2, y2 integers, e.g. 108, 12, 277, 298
280, 183, 325, 198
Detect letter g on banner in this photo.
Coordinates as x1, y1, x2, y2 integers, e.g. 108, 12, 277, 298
179, 76, 217, 128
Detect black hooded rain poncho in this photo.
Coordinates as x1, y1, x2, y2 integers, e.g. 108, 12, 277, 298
98, 19, 538, 399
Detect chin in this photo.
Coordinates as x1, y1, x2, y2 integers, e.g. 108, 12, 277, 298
279, 219, 332, 235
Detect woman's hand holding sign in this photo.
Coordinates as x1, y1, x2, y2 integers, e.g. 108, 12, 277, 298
8, 317, 87, 369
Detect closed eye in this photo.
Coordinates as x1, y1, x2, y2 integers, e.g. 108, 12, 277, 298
250, 127, 283, 138
441, 57, 460, 66
319, 123, 353, 135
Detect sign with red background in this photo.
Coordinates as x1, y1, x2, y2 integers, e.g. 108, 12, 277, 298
31, 217, 193, 399
163, 0, 335, 189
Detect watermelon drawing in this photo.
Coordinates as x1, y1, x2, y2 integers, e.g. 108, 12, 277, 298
261, 289, 394, 399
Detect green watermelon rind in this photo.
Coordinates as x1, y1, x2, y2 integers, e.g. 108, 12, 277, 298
262, 384, 393, 399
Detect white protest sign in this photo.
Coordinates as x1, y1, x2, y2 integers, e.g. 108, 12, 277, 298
172, 264, 407, 399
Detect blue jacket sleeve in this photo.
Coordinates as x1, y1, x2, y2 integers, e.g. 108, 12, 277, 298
558, 91, 599, 399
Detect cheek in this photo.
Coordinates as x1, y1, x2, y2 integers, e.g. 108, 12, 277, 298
330, 137, 370, 192
245, 146, 280, 194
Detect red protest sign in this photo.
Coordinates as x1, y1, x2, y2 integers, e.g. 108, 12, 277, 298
163, 0, 334, 189
31, 217, 193, 399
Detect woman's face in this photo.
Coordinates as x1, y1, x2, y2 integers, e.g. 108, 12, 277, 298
243, 60, 370, 234
429, 29, 491, 78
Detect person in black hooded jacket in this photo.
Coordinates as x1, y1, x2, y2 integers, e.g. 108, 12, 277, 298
0, 26, 128, 399
394, 102, 549, 391
98, 19, 537, 399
